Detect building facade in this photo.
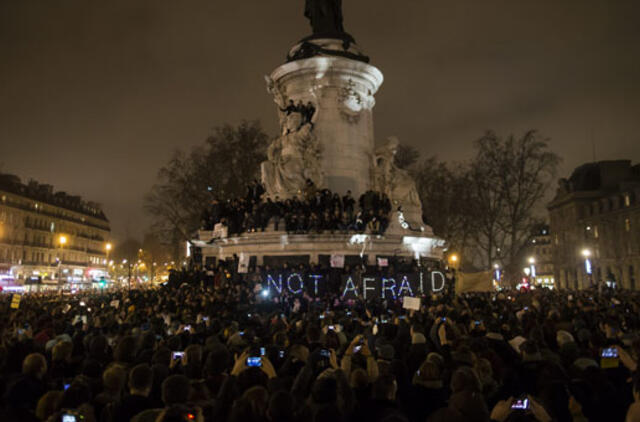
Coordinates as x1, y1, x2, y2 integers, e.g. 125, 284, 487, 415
548, 161, 640, 290
0, 174, 111, 288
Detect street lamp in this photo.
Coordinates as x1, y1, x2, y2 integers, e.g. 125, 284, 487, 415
105, 243, 112, 272
493, 263, 501, 283
528, 256, 536, 280
582, 248, 593, 288
120, 259, 132, 290
56, 235, 68, 287
447, 253, 459, 272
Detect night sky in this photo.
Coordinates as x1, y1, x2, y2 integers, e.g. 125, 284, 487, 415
1, 1, 639, 241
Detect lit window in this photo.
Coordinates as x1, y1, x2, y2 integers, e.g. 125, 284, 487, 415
625, 218, 631, 232
624, 194, 631, 207
594, 225, 599, 239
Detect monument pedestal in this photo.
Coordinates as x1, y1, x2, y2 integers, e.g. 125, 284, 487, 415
193, 30, 446, 269
195, 222, 445, 268
266, 54, 383, 197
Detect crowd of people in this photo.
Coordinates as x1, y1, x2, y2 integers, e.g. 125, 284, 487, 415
201, 180, 393, 237
2, 264, 640, 422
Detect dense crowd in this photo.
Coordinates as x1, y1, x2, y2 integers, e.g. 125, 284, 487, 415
2, 267, 640, 422
201, 180, 393, 236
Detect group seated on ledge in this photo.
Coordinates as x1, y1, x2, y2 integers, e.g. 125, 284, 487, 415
201, 180, 393, 237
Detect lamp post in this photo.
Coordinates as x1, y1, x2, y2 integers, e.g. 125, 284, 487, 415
528, 257, 536, 282
58, 235, 67, 249
105, 243, 112, 278
448, 253, 459, 270
57, 235, 67, 285
582, 248, 593, 289
122, 259, 131, 291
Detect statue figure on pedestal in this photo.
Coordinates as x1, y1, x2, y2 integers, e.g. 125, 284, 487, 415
261, 119, 322, 198
372, 137, 423, 224
305, 0, 344, 35
263, 76, 322, 198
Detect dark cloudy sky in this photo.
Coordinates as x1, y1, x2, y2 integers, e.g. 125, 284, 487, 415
1, 0, 639, 241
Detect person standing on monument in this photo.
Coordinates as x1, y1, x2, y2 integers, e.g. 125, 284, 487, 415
304, 101, 316, 128
280, 99, 297, 115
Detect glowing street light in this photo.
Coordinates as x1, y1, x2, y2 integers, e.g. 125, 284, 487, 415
56, 235, 68, 278
447, 253, 459, 270
582, 248, 593, 278
528, 256, 536, 279
105, 243, 113, 270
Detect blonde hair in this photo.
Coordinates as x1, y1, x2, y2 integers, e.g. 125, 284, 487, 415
102, 364, 127, 394
52, 341, 73, 362
22, 353, 47, 378
36, 391, 63, 420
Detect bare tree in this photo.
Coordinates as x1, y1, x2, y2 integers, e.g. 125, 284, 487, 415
394, 144, 420, 169
411, 131, 559, 280
144, 120, 268, 251
467, 137, 508, 270
471, 130, 560, 281
412, 157, 474, 254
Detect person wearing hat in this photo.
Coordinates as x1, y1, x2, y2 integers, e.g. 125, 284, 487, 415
406, 359, 447, 421
447, 367, 490, 422
407, 325, 428, 374
375, 344, 395, 376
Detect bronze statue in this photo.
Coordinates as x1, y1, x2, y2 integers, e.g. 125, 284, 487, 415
304, 0, 344, 35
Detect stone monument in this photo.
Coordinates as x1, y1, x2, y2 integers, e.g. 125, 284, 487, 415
196, 2, 444, 266
261, 43, 382, 198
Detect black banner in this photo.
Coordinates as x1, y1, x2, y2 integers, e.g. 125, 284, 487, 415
260, 271, 447, 300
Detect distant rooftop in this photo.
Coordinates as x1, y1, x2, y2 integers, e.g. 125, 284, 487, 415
566, 160, 640, 193
0, 173, 108, 222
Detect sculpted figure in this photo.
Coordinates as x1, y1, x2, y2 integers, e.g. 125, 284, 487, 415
262, 122, 322, 198
304, 0, 344, 35
372, 137, 423, 225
